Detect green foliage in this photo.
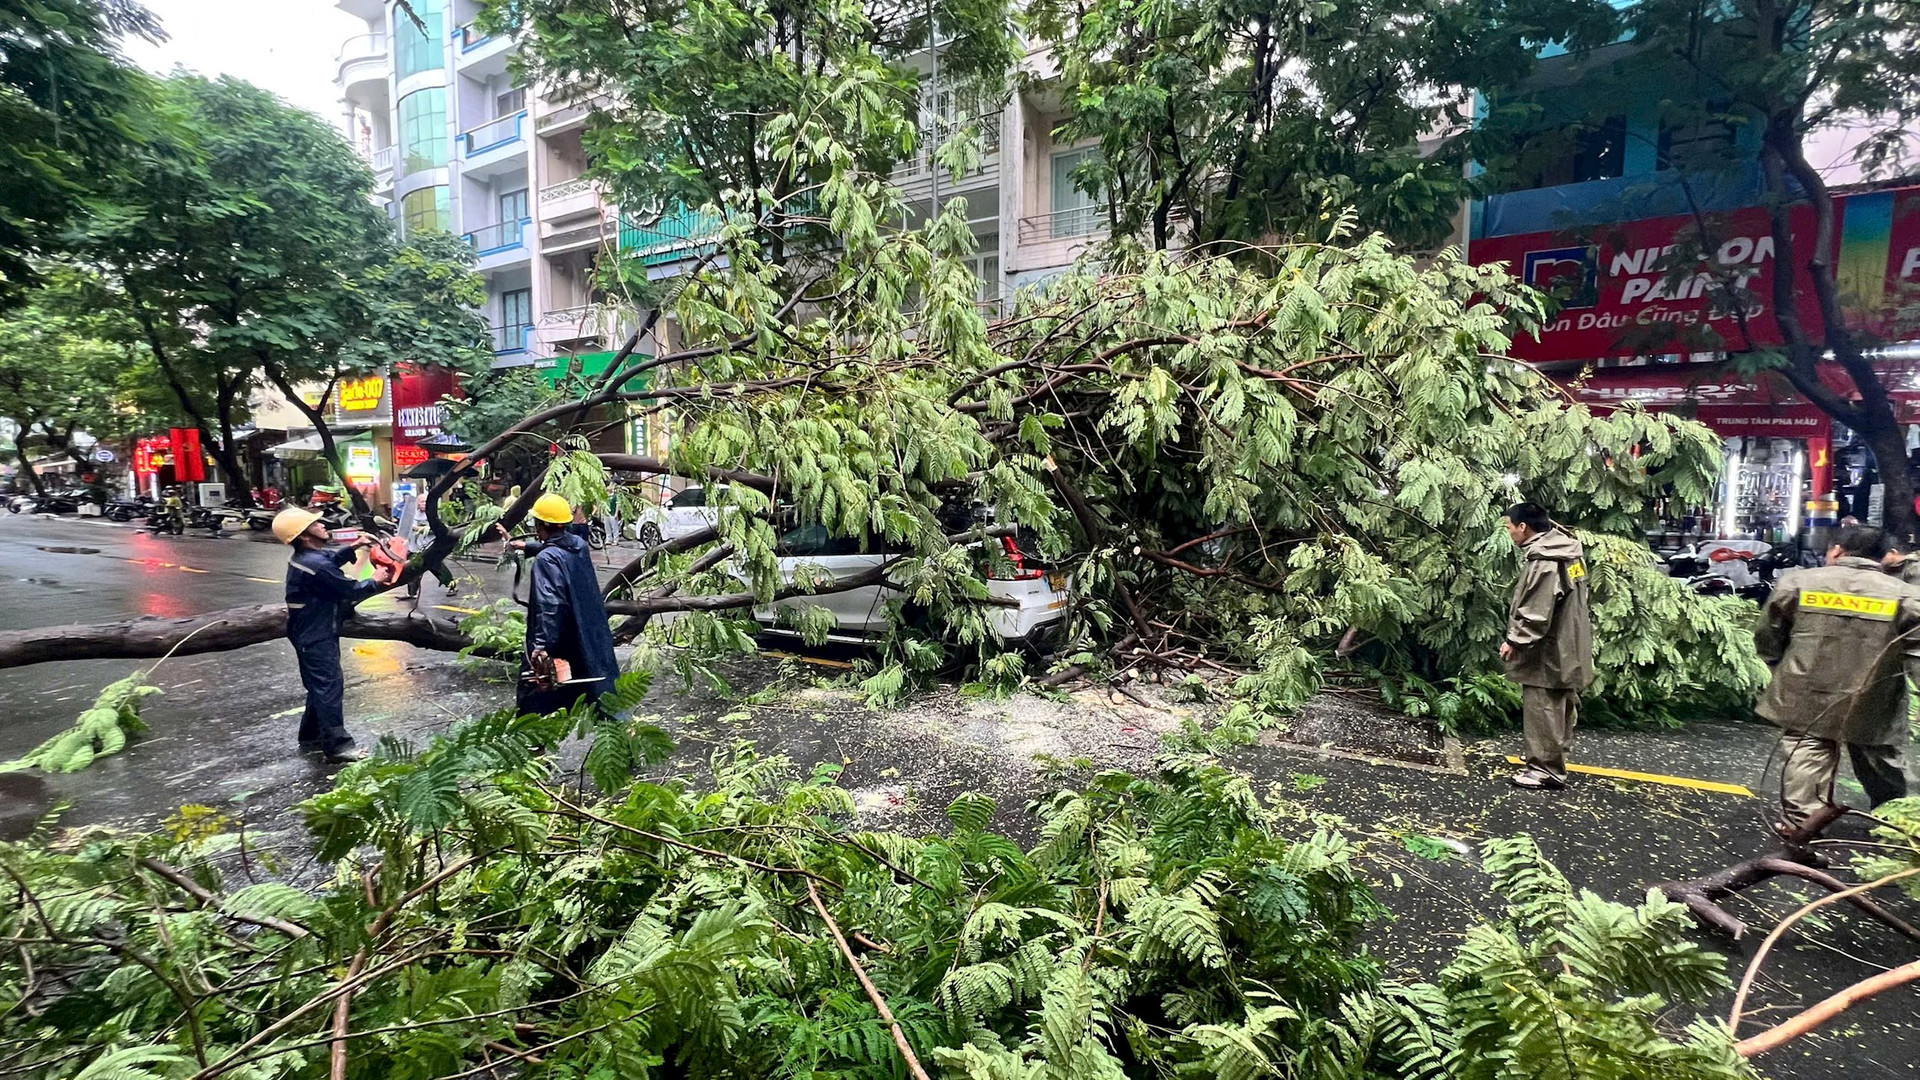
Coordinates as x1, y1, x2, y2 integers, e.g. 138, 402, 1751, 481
0, 0, 162, 305
457, 598, 527, 657
1852, 796, 1920, 900
0, 705, 1752, 1079
2, 672, 159, 773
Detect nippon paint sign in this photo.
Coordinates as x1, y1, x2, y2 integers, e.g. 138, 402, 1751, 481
1472, 186, 1920, 363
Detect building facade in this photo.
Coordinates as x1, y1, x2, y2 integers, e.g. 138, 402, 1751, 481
334, 0, 622, 372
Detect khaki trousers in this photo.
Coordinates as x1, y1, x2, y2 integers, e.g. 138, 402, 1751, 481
1777, 732, 1910, 828
1522, 685, 1580, 782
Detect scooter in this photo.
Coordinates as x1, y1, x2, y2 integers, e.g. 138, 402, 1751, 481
104, 495, 153, 522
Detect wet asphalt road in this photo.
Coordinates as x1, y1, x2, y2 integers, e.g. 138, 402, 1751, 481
1, 513, 1916, 1077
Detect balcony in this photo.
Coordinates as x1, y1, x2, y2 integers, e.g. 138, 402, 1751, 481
535, 304, 619, 353
336, 32, 388, 91
619, 206, 725, 267
539, 176, 602, 221
1018, 206, 1104, 242
462, 217, 532, 271
453, 20, 513, 71
460, 112, 527, 173
542, 209, 617, 255
366, 145, 396, 191
490, 322, 533, 357
895, 121, 1002, 187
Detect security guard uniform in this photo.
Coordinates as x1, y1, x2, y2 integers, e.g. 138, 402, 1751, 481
1503, 526, 1594, 783
1756, 555, 1920, 828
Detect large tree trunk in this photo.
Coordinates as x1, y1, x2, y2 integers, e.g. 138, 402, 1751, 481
262, 363, 372, 519
212, 376, 255, 505
0, 605, 475, 668
12, 440, 47, 497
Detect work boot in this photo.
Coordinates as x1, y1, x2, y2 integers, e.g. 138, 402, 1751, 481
1509, 768, 1566, 791
324, 744, 369, 764
298, 741, 326, 755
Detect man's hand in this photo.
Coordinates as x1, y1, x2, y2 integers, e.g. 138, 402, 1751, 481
1498, 642, 1514, 661
352, 533, 377, 549
527, 648, 554, 687
508, 539, 528, 552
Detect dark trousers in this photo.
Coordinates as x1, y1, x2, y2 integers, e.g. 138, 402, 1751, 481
293, 638, 354, 753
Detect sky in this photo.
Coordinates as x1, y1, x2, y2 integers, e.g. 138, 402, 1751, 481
122, 0, 364, 123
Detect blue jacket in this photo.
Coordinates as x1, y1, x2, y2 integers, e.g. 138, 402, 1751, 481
286, 545, 382, 648
525, 530, 619, 698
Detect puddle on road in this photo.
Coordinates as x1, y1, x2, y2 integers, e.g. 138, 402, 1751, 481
35, 546, 101, 555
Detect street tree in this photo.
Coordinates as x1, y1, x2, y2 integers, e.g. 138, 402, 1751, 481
1025, 0, 1621, 251
0, 273, 155, 493
0, 0, 162, 305
86, 75, 491, 511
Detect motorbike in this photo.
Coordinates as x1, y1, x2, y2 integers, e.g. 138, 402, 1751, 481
104, 495, 153, 522
8, 488, 83, 515
1668, 543, 1800, 603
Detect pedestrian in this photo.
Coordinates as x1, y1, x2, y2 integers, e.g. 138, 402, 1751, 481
514, 494, 619, 716
1499, 502, 1593, 790
273, 506, 380, 763
1759, 525, 1918, 837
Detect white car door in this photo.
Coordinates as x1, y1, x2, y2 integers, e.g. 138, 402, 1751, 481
760, 524, 892, 636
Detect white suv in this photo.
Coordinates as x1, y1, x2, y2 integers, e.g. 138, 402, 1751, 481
629, 484, 729, 546
756, 522, 1070, 645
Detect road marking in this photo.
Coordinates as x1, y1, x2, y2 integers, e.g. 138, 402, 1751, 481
435, 604, 483, 615
759, 649, 856, 670
1504, 756, 1753, 796
247, 576, 279, 584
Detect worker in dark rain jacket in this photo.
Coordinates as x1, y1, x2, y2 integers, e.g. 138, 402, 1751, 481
515, 494, 619, 716
273, 506, 380, 763
1500, 502, 1594, 790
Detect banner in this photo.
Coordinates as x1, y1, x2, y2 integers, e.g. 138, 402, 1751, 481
168, 427, 205, 483
391, 364, 460, 470
1471, 185, 1920, 363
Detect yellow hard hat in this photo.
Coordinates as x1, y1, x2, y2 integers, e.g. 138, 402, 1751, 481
272, 506, 323, 545
530, 493, 573, 524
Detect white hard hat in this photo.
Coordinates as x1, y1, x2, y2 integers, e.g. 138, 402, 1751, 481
272, 506, 323, 545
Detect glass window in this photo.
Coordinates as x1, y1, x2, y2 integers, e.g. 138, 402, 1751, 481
499, 187, 529, 223
501, 288, 532, 331
496, 86, 525, 116
399, 88, 448, 174
394, 0, 445, 78
400, 186, 449, 237
1050, 147, 1102, 237
669, 487, 708, 508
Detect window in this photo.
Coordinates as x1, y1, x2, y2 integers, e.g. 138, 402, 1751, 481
499, 187, 529, 224
669, 487, 708, 509
394, 0, 445, 78
496, 86, 526, 116
776, 523, 866, 557
1506, 116, 1627, 192
1659, 104, 1737, 170
500, 288, 532, 332
399, 88, 448, 174
1050, 146, 1102, 238
400, 186, 449, 237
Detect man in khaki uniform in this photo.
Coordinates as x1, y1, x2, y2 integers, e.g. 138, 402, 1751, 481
1499, 502, 1593, 789
1757, 526, 1919, 833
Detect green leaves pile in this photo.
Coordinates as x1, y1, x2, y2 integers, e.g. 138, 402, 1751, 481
2, 672, 160, 774
0, 701, 1754, 1079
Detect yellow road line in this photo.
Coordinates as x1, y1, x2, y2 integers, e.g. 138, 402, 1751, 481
435, 604, 483, 616
177, 565, 209, 573
759, 649, 856, 670
246, 576, 279, 584
1504, 756, 1753, 797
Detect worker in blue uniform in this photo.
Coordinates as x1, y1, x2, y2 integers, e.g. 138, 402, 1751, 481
273, 506, 380, 762
515, 493, 619, 716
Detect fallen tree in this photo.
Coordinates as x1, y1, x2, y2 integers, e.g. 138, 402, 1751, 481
0, 606, 475, 668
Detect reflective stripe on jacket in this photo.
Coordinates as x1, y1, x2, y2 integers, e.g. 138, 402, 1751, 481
1756, 556, 1920, 745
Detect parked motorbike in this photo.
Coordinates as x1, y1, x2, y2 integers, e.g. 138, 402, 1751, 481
104, 495, 153, 522
1668, 543, 1800, 603
9, 488, 84, 515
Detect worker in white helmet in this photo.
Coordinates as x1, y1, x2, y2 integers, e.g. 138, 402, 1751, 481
273, 506, 379, 762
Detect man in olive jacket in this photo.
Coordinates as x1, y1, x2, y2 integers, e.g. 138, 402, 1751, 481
1758, 526, 1919, 832
1500, 502, 1593, 790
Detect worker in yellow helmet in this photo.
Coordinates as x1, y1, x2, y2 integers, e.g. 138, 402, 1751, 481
272, 505, 379, 762
514, 493, 618, 715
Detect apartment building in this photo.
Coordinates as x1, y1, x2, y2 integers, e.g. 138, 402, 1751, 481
334, 0, 621, 372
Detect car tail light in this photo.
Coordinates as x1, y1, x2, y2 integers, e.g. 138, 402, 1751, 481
991, 535, 1045, 580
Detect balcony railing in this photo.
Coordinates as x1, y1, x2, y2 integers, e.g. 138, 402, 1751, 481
461, 111, 526, 157
462, 217, 531, 255
370, 145, 396, 174
490, 323, 533, 354
1017, 206, 1106, 243
896, 119, 1001, 180
540, 177, 597, 204
539, 304, 614, 341
336, 32, 388, 71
